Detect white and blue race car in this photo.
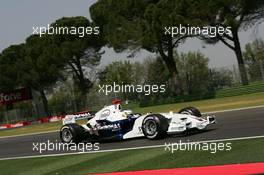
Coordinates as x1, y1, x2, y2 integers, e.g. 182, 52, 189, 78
60, 100, 216, 143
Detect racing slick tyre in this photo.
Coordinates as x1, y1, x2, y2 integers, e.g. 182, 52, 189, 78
178, 107, 202, 117
60, 123, 84, 144
142, 114, 169, 140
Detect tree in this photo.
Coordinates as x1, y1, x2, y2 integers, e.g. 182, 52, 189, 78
175, 51, 211, 95
99, 61, 134, 85
0, 45, 25, 91
0, 45, 26, 110
51, 17, 105, 96
90, 0, 199, 94
143, 57, 169, 84
199, 0, 264, 85
99, 60, 136, 100
19, 35, 65, 116
243, 39, 264, 81
0, 35, 65, 116
209, 68, 233, 89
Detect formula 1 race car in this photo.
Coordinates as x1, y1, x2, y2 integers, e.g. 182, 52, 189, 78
60, 100, 216, 143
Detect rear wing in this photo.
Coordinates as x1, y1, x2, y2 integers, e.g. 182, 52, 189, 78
62, 112, 94, 125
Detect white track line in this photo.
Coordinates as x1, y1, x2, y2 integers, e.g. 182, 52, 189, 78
1, 104, 264, 139
0, 135, 264, 161
202, 104, 264, 114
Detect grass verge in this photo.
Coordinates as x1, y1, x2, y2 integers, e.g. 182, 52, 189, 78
0, 137, 263, 175
1, 92, 264, 137
0, 119, 87, 138
133, 92, 264, 114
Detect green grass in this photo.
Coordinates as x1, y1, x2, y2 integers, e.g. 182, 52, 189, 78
1, 92, 264, 137
215, 81, 264, 98
133, 92, 264, 114
138, 81, 264, 107
0, 119, 87, 138
0, 122, 61, 137
0, 138, 263, 175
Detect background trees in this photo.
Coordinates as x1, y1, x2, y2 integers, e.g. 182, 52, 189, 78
209, 69, 233, 89
99, 61, 134, 85
0, 16, 106, 116
19, 35, 66, 116
175, 51, 211, 96
98, 51, 213, 104
0, 44, 25, 91
90, 0, 264, 92
90, 0, 200, 94
99, 60, 141, 100
243, 39, 264, 81
0, 35, 65, 115
51, 17, 105, 97
198, 0, 264, 85
1, 0, 264, 118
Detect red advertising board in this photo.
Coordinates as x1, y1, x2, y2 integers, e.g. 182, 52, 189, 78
0, 88, 32, 105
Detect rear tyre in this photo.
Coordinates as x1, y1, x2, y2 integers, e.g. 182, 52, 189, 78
60, 123, 84, 143
178, 107, 202, 117
142, 114, 169, 139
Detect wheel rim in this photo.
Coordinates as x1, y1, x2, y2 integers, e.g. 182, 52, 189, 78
145, 120, 157, 136
62, 129, 73, 143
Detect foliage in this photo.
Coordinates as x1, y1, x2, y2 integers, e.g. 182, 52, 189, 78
0, 44, 25, 91
50, 16, 106, 95
0, 34, 66, 115
198, 0, 264, 85
90, 0, 202, 94
99, 60, 134, 85
144, 57, 170, 85
243, 39, 264, 81
0, 16, 106, 116
99, 60, 141, 100
175, 51, 212, 94
209, 68, 233, 89
99, 51, 215, 106
21, 35, 65, 92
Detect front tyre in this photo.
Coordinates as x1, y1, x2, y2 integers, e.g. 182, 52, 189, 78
142, 114, 169, 139
60, 124, 84, 143
178, 107, 202, 117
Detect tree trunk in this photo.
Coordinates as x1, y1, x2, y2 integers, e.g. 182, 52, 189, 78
163, 37, 183, 95
76, 59, 86, 95
39, 89, 50, 117
232, 30, 249, 85
76, 57, 90, 110
171, 70, 182, 95
159, 55, 182, 94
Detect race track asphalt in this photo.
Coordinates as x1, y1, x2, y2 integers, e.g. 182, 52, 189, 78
0, 107, 264, 159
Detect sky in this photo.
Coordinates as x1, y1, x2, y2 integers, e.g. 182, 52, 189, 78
0, 0, 264, 68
